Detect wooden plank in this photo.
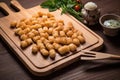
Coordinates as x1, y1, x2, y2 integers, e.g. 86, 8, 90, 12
0, 0, 103, 76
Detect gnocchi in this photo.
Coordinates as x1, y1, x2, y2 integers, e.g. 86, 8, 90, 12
32, 44, 38, 54
11, 11, 86, 59
73, 38, 80, 46
20, 34, 28, 41
49, 49, 56, 59
69, 43, 77, 52
20, 40, 28, 48
10, 21, 17, 28
58, 45, 70, 55
40, 49, 49, 57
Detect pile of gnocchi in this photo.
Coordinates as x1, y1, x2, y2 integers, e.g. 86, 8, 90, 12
10, 11, 85, 59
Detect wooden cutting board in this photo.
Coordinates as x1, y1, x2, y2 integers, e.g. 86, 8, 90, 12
0, 0, 103, 76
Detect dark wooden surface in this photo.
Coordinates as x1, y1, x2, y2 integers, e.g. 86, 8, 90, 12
0, 0, 120, 80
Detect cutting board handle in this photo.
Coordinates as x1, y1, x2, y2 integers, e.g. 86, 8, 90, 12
0, 2, 13, 15
10, 0, 25, 11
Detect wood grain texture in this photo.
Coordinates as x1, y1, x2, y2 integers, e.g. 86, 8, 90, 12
0, 0, 103, 76
0, 0, 120, 80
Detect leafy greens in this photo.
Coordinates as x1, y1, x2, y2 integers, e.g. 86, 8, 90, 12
40, 0, 83, 21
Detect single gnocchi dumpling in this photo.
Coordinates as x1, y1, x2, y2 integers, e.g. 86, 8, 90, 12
53, 42, 61, 50
37, 11, 44, 17
40, 49, 49, 57
20, 34, 28, 41
72, 33, 78, 38
66, 37, 73, 44
43, 26, 49, 32
17, 30, 25, 36
26, 38, 33, 45
44, 21, 53, 27
55, 25, 63, 31
57, 20, 64, 26
73, 38, 80, 46
45, 43, 54, 50
28, 32, 35, 38
48, 36, 54, 43
31, 29, 39, 35
77, 35, 85, 44
32, 36, 41, 43
53, 22, 58, 28
53, 31, 59, 37
59, 31, 66, 37
10, 21, 17, 28
31, 21, 39, 26
55, 37, 61, 44
23, 28, 31, 34
58, 45, 70, 55
40, 32, 48, 39
46, 13, 54, 18
63, 27, 69, 33
60, 37, 67, 45
66, 31, 73, 37
38, 28, 44, 33
20, 40, 28, 49
32, 44, 38, 54
67, 22, 74, 29
48, 27, 53, 35
17, 22, 26, 29
14, 28, 22, 35
69, 43, 77, 52
49, 49, 56, 59
37, 41, 45, 49
42, 15, 48, 21
43, 39, 50, 44
39, 37, 46, 42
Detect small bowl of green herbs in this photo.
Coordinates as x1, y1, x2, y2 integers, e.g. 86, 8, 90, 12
99, 14, 120, 36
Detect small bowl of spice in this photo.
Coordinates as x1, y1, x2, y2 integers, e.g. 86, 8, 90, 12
99, 14, 120, 36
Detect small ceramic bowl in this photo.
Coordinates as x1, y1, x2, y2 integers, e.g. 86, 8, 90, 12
99, 14, 120, 36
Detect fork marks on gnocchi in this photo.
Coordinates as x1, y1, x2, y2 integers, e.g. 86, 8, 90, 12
10, 11, 86, 59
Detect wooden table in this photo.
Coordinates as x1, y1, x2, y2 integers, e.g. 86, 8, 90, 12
0, 0, 120, 80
